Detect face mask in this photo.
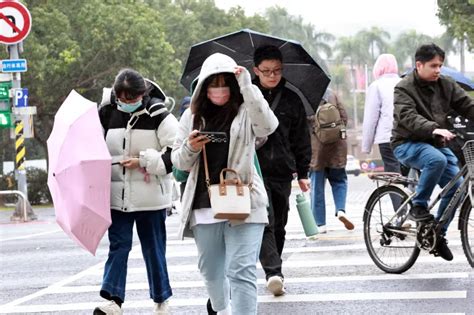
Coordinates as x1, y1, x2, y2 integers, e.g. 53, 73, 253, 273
207, 87, 230, 106
117, 99, 142, 113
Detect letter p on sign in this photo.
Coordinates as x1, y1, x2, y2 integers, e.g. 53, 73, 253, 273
14, 88, 28, 107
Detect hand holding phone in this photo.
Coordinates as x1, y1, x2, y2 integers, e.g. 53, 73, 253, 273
198, 131, 228, 143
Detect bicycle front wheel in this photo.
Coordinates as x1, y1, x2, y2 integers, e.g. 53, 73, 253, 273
459, 197, 474, 267
363, 185, 420, 273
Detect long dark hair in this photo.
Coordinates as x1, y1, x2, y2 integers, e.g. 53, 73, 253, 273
192, 73, 243, 130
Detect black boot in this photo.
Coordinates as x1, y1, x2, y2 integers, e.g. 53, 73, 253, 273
207, 298, 217, 315
432, 237, 453, 261
408, 205, 434, 222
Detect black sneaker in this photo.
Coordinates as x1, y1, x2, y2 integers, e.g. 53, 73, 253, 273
432, 237, 453, 261
408, 205, 434, 222
207, 298, 217, 315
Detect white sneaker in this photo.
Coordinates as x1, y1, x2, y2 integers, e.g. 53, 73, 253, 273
317, 225, 327, 234
153, 300, 170, 315
93, 300, 123, 315
337, 211, 354, 230
266, 275, 286, 296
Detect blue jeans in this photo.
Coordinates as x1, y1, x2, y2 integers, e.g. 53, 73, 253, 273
193, 222, 265, 315
394, 142, 462, 230
100, 210, 172, 304
310, 168, 348, 226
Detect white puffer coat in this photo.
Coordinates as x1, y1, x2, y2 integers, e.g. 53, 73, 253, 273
99, 81, 179, 212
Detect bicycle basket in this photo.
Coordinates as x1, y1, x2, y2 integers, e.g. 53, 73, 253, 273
462, 140, 474, 178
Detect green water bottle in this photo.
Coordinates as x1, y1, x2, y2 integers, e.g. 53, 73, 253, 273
296, 193, 319, 238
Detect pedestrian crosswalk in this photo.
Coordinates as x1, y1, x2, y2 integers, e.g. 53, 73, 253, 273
1, 185, 473, 314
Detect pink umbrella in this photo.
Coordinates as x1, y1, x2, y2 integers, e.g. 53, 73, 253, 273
47, 90, 112, 255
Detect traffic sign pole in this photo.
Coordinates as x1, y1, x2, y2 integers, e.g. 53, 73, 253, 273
9, 44, 27, 191
8, 42, 34, 221
1, 1, 36, 221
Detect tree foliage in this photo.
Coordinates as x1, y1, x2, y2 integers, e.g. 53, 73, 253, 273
264, 6, 334, 71
7, 0, 267, 159
392, 30, 433, 69
437, 0, 474, 50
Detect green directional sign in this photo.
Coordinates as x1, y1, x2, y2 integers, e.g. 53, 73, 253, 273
0, 110, 12, 128
0, 81, 12, 100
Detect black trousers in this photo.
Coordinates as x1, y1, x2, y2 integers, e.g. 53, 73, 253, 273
379, 143, 401, 173
259, 179, 292, 279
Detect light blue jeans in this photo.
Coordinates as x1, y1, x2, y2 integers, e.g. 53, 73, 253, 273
394, 142, 462, 233
310, 168, 348, 226
193, 222, 265, 315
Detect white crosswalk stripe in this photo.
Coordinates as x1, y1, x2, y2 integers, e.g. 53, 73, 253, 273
1, 184, 472, 314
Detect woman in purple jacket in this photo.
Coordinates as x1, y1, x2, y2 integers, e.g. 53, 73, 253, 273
362, 54, 401, 173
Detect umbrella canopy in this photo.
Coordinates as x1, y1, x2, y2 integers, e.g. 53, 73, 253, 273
402, 66, 474, 91
181, 29, 331, 114
439, 66, 474, 91
47, 90, 112, 255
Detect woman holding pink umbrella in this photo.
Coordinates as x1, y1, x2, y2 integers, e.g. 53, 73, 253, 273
94, 69, 178, 315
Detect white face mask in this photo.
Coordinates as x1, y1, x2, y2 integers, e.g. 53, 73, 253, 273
207, 87, 230, 106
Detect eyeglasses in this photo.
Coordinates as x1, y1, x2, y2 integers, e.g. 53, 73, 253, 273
257, 67, 283, 77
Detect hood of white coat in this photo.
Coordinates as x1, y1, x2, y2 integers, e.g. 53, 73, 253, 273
190, 53, 237, 111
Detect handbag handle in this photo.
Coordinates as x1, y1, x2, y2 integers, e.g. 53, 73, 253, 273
219, 168, 242, 185
202, 144, 252, 193
203, 145, 242, 185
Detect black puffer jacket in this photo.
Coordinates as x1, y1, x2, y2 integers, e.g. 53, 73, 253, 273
254, 78, 311, 182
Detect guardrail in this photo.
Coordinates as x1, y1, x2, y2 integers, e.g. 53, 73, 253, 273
0, 190, 28, 221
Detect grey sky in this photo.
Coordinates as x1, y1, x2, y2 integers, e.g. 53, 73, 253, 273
215, 0, 445, 37
214, 0, 474, 71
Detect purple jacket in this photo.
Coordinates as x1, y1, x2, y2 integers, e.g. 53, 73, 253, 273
362, 74, 401, 153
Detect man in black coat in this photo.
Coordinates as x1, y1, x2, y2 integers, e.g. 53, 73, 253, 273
253, 45, 311, 296
392, 43, 474, 261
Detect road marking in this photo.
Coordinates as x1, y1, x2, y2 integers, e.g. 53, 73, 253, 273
0, 291, 466, 313
45, 272, 470, 293
136, 239, 465, 259
2, 261, 104, 308
87, 254, 471, 275
0, 229, 61, 242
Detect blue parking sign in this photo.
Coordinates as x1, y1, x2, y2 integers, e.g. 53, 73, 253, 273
14, 88, 28, 107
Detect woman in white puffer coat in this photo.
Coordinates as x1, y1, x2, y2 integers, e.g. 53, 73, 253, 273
94, 69, 178, 315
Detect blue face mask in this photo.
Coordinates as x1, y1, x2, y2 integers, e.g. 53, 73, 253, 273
117, 99, 142, 113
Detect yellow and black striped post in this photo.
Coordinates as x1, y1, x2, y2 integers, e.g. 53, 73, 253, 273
14, 118, 25, 171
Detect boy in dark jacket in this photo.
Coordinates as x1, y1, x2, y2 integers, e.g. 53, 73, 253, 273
392, 43, 474, 261
253, 45, 311, 296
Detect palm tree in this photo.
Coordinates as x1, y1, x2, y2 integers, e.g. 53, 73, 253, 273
335, 36, 369, 128
264, 6, 335, 69
358, 26, 391, 64
392, 30, 433, 70
435, 31, 468, 73
329, 64, 349, 97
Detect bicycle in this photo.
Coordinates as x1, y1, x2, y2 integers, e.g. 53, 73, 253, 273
363, 140, 474, 273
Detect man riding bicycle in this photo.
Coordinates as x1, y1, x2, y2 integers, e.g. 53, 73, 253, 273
392, 43, 474, 261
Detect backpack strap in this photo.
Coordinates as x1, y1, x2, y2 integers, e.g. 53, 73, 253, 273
270, 90, 282, 111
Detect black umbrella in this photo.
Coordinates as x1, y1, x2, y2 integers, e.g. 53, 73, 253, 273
180, 29, 331, 114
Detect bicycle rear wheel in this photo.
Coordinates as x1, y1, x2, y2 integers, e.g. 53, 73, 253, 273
459, 197, 474, 267
363, 185, 420, 273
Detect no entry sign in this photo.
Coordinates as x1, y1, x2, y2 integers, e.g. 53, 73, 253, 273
0, 2, 31, 45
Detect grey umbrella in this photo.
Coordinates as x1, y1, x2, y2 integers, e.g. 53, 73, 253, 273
180, 29, 331, 114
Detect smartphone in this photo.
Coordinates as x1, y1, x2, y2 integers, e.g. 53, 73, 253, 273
198, 131, 228, 143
